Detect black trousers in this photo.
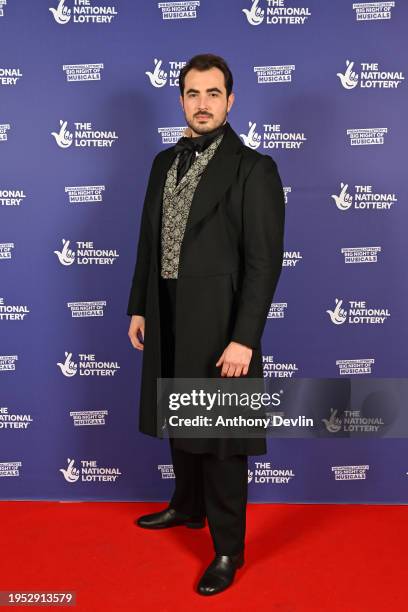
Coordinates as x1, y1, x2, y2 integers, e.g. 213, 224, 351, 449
159, 277, 248, 556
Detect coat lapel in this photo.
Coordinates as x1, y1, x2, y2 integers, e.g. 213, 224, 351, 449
147, 122, 244, 239
147, 147, 177, 235
184, 122, 243, 235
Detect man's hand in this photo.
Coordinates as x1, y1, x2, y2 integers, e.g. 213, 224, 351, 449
215, 341, 253, 377
128, 315, 145, 350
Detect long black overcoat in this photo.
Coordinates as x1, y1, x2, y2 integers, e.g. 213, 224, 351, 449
127, 122, 285, 458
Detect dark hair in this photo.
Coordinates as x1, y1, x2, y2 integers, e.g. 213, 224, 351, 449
179, 53, 233, 98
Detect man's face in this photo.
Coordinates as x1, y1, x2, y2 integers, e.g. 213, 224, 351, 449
179, 67, 235, 136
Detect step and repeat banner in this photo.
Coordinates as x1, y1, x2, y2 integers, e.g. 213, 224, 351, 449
1, 0, 407, 502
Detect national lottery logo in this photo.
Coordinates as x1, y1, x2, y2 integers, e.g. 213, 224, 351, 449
49, 0, 118, 25
326, 299, 390, 325
146, 59, 167, 87
326, 299, 349, 325
242, 0, 264, 25
321, 408, 385, 434
53, 238, 119, 266
242, 0, 311, 26
337, 60, 359, 89
59, 458, 121, 482
322, 407, 386, 435
240, 121, 262, 149
322, 408, 342, 433
51, 120, 118, 148
54, 239, 75, 265
240, 120, 307, 150
51, 120, 73, 148
57, 351, 120, 377
337, 59, 404, 90
60, 458, 80, 482
331, 183, 353, 210
248, 462, 295, 484
331, 182, 396, 212
57, 352, 77, 377
50, 0, 71, 24
145, 59, 186, 88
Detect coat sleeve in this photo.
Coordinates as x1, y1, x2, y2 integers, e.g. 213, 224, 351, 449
126, 154, 160, 317
230, 154, 285, 349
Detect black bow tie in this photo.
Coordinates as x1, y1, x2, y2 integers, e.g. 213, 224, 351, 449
174, 123, 226, 184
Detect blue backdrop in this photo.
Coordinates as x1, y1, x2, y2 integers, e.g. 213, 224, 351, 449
1, 0, 407, 502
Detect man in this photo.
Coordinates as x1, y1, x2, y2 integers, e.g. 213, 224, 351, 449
127, 53, 285, 595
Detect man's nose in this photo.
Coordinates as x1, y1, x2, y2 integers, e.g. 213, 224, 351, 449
196, 98, 210, 110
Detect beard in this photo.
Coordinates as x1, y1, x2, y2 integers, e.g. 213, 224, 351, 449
185, 112, 228, 136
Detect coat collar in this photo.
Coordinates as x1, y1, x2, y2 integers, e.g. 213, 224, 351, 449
147, 121, 244, 238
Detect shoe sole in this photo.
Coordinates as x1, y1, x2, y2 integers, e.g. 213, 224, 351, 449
135, 520, 205, 529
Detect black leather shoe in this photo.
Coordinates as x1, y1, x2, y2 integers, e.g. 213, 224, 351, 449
197, 551, 245, 596
135, 507, 205, 529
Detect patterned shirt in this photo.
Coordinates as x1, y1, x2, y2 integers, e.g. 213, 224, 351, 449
160, 133, 224, 279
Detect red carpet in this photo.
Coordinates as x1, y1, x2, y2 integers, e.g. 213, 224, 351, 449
0, 501, 405, 611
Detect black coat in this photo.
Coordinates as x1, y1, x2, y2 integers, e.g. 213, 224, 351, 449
127, 122, 285, 458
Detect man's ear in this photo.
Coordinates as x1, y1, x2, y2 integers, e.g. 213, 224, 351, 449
179, 94, 184, 110
227, 92, 235, 113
